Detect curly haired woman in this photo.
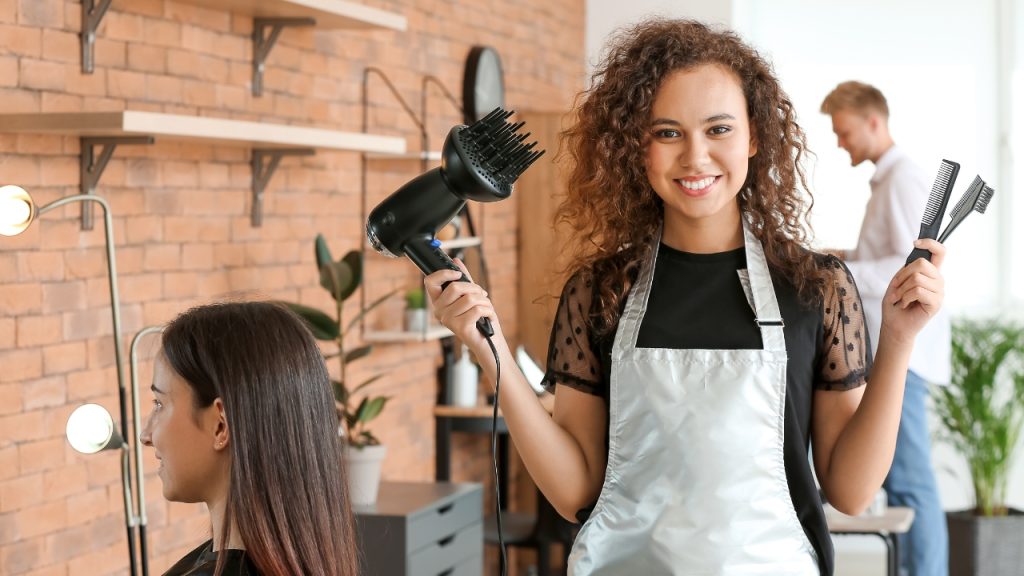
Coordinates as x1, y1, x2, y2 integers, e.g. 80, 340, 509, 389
426, 18, 946, 575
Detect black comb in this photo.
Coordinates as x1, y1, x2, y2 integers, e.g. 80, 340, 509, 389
937, 177, 994, 243
450, 107, 545, 200
906, 159, 959, 265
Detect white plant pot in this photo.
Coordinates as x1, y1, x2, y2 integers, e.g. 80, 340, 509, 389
405, 308, 428, 333
345, 443, 387, 507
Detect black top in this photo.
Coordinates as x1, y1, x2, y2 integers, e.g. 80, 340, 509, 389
163, 540, 259, 576
541, 244, 871, 576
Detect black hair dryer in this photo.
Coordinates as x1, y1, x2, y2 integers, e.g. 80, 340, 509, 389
366, 108, 544, 336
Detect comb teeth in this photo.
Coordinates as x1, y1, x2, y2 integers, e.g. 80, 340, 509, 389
949, 176, 984, 219
922, 160, 958, 226
976, 185, 994, 213
460, 107, 546, 186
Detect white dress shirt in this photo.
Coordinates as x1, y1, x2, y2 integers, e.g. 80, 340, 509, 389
844, 145, 951, 384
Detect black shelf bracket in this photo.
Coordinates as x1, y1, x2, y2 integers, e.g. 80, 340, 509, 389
81, 0, 113, 74
252, 18, 316, 97
251, 148, 315, 227
80, 136, 154, 230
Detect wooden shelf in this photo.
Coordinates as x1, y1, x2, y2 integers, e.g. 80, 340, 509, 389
0, 112, 405, 155
363, 326, 453, 342
177, 0, 407, 30
439, 236, 481, 250
364, 150, 442, 161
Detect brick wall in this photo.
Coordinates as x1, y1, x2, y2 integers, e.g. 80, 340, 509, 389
0, 0, 584, 573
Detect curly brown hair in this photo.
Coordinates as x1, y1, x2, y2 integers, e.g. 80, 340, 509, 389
558, 18, 830, 336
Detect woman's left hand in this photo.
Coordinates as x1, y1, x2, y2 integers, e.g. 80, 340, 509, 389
881, 238, 946, 343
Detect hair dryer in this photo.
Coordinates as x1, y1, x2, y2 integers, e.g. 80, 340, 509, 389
366, 108, 544, 336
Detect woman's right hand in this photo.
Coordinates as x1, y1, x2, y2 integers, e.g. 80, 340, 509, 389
424, 258, 503, 350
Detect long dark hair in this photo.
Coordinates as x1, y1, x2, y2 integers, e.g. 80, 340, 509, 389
560, 18, 831, 336
161, 301, 358, 576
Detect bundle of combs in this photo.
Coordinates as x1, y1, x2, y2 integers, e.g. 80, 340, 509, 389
905, 159, 995, 265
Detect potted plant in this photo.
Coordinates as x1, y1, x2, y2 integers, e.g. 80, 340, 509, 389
404, 286, 428, 333
934, 318, 1024, 576
282, 234, 395, 506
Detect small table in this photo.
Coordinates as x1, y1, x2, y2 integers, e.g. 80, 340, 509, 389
825, 505, 914, 576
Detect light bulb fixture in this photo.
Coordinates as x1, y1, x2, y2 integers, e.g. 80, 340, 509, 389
1, 186, 147, 576
66, 403, 125, 454
0, 185, 36, 236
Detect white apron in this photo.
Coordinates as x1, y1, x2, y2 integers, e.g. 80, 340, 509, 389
568, 220, 819, 575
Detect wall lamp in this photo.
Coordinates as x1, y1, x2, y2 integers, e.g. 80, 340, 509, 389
0, 185, 148, 576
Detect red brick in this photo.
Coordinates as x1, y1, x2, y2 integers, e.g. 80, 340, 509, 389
62, 307, 113, 341
127, 43, 167, 74
0, 0, 12, 24
0, 471, 44, 510
65, 367, 113, 401
0, 446, 16, 479
0, 87, 39, 113
0, 409, 46, 443
92, 37, 126, 69
38, 156, 78, 187
16, 314, 62, 347
119, 273, 162, 303
162, 272, 199, 299
106, 69, 146, 100
40, 28, 78, 63
64, 488, 106, 527
15, 249, 67, 286
41, 282, 86, 314
40, 91, 84, 112
125, 158, 160, 188
42, 341, 87, 376
21, 376, 65, 411
0, 54, 16, 87
0, 154, 40, 186
0, 283, 42, 315
180, 244, 212, 270
103, 10, 144, 42
0, 253, 17, 284
0, 348, 43, 382
62, 249, 105, 281
0, 317, 13, 350
123, 215, 163, 244
14, 499, 65, 539
0, 534, 43, 574
17, 0, 62, 27
19, 58, 65, 91
144, 74, 183, 104
0, 384, 21, 416
41, 463, 87, 504
142, 17, 181, 48
17, 436, 65, 475
0, 24, 42, 58
14, 134, 63, 155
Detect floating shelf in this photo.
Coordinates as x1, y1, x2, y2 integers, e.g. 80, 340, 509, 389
0, 112, 405, 154
176, 0, 407, 30
363, 326, 454, 343
364, 150, 442, 161
439, 236, 482, 250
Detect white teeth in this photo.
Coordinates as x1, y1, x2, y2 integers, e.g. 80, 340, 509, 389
677, 176, 715, 191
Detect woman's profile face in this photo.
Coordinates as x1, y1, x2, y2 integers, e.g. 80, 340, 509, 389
139, 354, 224, 503
643, 64, 757, 235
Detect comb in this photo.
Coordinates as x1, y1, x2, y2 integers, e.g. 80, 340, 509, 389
906, 159, 959, 265
937, 176, 994, 243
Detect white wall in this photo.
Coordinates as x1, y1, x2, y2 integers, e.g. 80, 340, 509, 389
585, 0, 732, 73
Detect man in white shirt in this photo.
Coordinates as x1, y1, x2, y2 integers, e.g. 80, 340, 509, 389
821, 81, 950, 576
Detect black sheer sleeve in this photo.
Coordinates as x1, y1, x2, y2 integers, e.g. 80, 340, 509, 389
540, 269, 604, 397
816, 255, 871, 391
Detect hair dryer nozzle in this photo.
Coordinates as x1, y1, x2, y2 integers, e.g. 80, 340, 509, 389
443, 107, 545, 202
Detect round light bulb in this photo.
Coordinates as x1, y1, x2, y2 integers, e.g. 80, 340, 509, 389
66, 404, 120, 454
0, 185, 35, 236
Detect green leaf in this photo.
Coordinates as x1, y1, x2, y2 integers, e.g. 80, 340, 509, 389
344, 345, 373, 365
349, 374, 385, 397
338, 250, 362, 302
319, 260, 354, 303
356, 396, 389, 423
314, 234, 333, 270
280, 302, 339, 340
332, 379, 347, 404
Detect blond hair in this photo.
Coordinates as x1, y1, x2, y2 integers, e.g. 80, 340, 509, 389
820, 81, 889, 118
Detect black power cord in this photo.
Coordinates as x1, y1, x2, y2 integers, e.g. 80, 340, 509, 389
483, 333, 506, 576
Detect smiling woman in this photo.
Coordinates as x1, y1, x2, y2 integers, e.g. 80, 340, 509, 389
139, 301, 359, 576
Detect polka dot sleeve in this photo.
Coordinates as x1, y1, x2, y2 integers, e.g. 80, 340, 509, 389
540, 270, 604, 397
816, 256, 871, 391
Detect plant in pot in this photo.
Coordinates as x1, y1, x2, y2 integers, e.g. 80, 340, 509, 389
282, 234, 395, 507
934, 318, 1024, 576
404, 286, 428, 333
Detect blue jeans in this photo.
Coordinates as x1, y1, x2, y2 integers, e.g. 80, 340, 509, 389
883, 370, 948, 576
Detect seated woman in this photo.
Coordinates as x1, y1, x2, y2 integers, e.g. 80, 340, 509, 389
140, 301, 359, 576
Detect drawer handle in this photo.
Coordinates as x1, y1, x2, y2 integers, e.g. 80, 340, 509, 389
437, 535, 456, 547
436, 503, 454, 515
436, 569, 454, 576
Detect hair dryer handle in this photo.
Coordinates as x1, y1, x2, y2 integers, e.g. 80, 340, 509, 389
404, 237, 495, 337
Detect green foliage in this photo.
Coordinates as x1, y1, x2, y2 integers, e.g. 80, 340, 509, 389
282, 233, 395, 449
934, 318, 1024, 516
405, 287, 426, 309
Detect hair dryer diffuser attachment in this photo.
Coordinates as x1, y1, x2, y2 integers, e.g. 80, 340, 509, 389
365, 107, 545, 336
